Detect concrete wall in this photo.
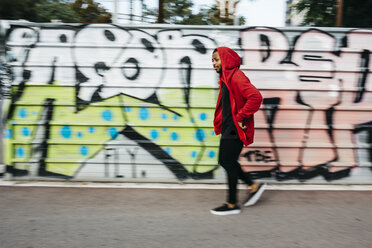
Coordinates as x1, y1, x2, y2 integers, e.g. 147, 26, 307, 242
1, 21, 371, 183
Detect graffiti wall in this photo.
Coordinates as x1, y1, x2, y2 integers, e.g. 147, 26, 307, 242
1, 21, 371, 183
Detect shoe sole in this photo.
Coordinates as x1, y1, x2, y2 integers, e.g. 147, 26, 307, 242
244, 183, 267, 207
210, 209, 241, 215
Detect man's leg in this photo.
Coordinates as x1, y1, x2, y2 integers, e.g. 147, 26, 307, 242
218, 138, 243, 205
237, 163, 254, 186
235, 154, 266, 206
210, 138, 243, 215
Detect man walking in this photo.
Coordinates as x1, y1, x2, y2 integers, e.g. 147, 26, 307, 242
211, 47, 266, 215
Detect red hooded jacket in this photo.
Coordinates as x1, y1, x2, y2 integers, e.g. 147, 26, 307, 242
213, 47, 263, 146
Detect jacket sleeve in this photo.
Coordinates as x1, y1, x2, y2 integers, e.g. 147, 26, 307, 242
235, 73, 263, 122
213, 88, 223, 135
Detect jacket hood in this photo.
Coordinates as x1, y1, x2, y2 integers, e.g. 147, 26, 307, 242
216, 46, 241, 85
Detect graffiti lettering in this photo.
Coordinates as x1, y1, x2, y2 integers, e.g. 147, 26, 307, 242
243, 150, 276, 163
1, 21, 371, 183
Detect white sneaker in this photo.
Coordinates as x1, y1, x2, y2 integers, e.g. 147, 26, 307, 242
244, 183, 267, 207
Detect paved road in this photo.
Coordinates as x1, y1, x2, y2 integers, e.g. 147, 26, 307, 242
0, 186, 371, 248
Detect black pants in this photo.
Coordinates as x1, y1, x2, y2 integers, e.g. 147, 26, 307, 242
218, 138, 254, 204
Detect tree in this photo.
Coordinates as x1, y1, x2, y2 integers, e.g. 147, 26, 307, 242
185, 5, 245, 25
145, 0, 193, 24
70, 0, 111, 23
291, 0, 372, 27
0, 0, 44, 21
144, 0, 245, 25
35, 0, 79, 23
291, 0, 337, 27
0, 0, 110, 23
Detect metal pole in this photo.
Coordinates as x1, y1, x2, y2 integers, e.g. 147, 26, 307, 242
336, 0, 343, 27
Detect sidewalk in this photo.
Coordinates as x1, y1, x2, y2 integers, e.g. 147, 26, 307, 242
1, 185, 371, 248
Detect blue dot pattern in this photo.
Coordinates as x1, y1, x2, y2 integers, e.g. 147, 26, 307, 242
22, 127, 31, 137
18, 108, 27, 118
88, 127, 95, 133
170, 132, 178, 141
16, 147, 25, 158
208, 150, 216, 158
80, 146, 89, 156
139, 108, 149, 120
4, 129, 12, 139
150, 129, 159, 140
124, 107, 132, 112
102, 110, 113, 121
109, 128, 118, 139
161, 113, 167, 119
200, 113, 207, 121
195, 129, 205, 141
60, 126, 72, 139
190, 151, 197, 158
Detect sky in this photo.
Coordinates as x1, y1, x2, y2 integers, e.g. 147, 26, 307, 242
97, 0, 286, 27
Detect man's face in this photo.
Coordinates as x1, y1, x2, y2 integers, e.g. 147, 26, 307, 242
212, 51, 222, 74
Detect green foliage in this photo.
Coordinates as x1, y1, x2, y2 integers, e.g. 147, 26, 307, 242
0, 0, 44, 21
0, 0, 111, 23
291, 0, 337, 27
163, 0, 193, 24
1, 0, 246, 25
35, 1, 79, 23
70, 0, 111, 23
291, 0, 372, 27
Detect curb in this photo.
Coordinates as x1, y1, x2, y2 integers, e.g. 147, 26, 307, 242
1, 180, 372, 191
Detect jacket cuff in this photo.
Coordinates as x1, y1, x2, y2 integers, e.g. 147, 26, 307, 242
236, 114, 244, 122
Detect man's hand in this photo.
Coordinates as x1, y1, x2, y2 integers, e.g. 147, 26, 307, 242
237, 121, 247, 130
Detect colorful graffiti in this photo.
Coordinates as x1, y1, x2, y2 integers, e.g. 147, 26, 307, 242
1, 21, 371, 183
